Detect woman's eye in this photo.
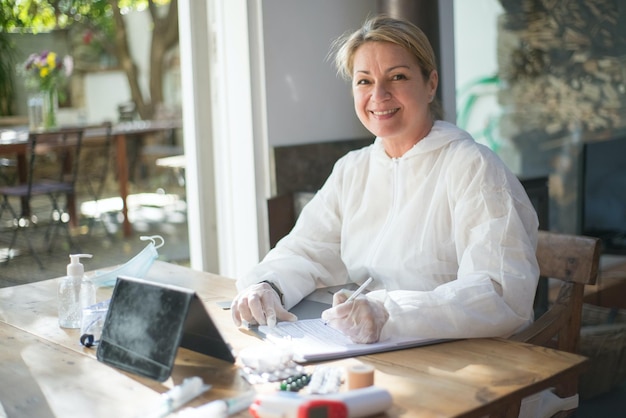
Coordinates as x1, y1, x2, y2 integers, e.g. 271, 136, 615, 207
355, 79, 370, 85
392, 74, 407, 81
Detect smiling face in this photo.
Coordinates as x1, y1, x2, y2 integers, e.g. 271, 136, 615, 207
352, 41, 438, 156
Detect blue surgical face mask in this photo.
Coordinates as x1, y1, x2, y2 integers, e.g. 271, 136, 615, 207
91, 235, 164, 287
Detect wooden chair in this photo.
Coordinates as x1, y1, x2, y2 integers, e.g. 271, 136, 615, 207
510, 230, 601, 416
267, 193, 296, 248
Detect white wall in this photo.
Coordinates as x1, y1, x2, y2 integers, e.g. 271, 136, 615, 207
261, 0, 376, 146
84, 71, 130, 122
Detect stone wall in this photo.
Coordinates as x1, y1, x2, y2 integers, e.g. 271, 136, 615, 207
496, 0, 626, 233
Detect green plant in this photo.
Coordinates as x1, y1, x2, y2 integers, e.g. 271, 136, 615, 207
0, 30, 16, 116
456, 75, 501, 152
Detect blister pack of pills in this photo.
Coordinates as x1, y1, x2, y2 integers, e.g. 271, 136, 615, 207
238, 345, 306, 384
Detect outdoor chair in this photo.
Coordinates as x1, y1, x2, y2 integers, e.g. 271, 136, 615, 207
511, 230, 601, 417
0, 157, 18, 186
0, 126, 86, 268
78, 121, 115, 236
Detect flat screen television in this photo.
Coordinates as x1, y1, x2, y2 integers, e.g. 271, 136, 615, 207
579, 133, 626, 254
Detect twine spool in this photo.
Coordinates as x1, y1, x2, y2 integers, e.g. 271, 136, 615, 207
347, 363, 375, 390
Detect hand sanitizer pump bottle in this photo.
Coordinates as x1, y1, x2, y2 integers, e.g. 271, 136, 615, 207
58, 254, 93, 329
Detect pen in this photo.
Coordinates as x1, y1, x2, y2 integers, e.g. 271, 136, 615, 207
345, 277, 373, 303
323, 277, 374, 325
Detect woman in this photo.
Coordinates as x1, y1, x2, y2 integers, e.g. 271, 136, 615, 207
231, 15, 539, 344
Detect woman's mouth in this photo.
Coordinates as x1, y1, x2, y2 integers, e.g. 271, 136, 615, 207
371, 108, 399, 116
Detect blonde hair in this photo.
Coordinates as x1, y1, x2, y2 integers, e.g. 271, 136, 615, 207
331, 15, 443, 120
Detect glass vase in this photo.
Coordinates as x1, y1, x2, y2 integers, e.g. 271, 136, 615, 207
27, 89, 58, 131
27, 91, 45, 131
43, 88, 59, 130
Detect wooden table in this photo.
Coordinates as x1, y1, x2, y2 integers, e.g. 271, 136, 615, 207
0, 261, 589, 417
0, 120, 182, 237
106, 120, 182, 237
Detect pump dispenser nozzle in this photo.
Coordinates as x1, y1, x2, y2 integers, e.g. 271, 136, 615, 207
68, 254, 93, 278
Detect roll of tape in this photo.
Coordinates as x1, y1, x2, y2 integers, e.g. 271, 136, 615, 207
347, 363, 375, 390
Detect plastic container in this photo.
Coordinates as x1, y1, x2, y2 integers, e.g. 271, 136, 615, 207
58, 254, 93, 329
80, 271, 96, 310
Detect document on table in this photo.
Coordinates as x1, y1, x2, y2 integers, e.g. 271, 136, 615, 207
255, 318, 447, 363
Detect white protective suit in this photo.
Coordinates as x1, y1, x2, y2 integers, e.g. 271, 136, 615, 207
238, 121, 540, 341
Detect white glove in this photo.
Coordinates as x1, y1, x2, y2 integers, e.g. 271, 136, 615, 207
231, 282, 297, 327
321, 289, 389, 344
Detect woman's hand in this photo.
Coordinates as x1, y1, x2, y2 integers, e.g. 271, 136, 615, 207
231, 282, 297, 327
321, 289, 389, 343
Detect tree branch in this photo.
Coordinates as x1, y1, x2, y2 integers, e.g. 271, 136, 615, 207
111, 0, 151, 119
163, 0, 179, 50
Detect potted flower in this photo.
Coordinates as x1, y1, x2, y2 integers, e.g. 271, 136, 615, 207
21, 50, 73, 130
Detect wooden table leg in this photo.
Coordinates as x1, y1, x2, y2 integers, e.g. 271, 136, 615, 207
68, 192, 77, 227
15, 153, 29, 217
115, 133, 132, 237
61, 151, 79, 228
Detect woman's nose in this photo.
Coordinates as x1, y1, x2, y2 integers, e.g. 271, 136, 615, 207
372, 83, 390, 101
